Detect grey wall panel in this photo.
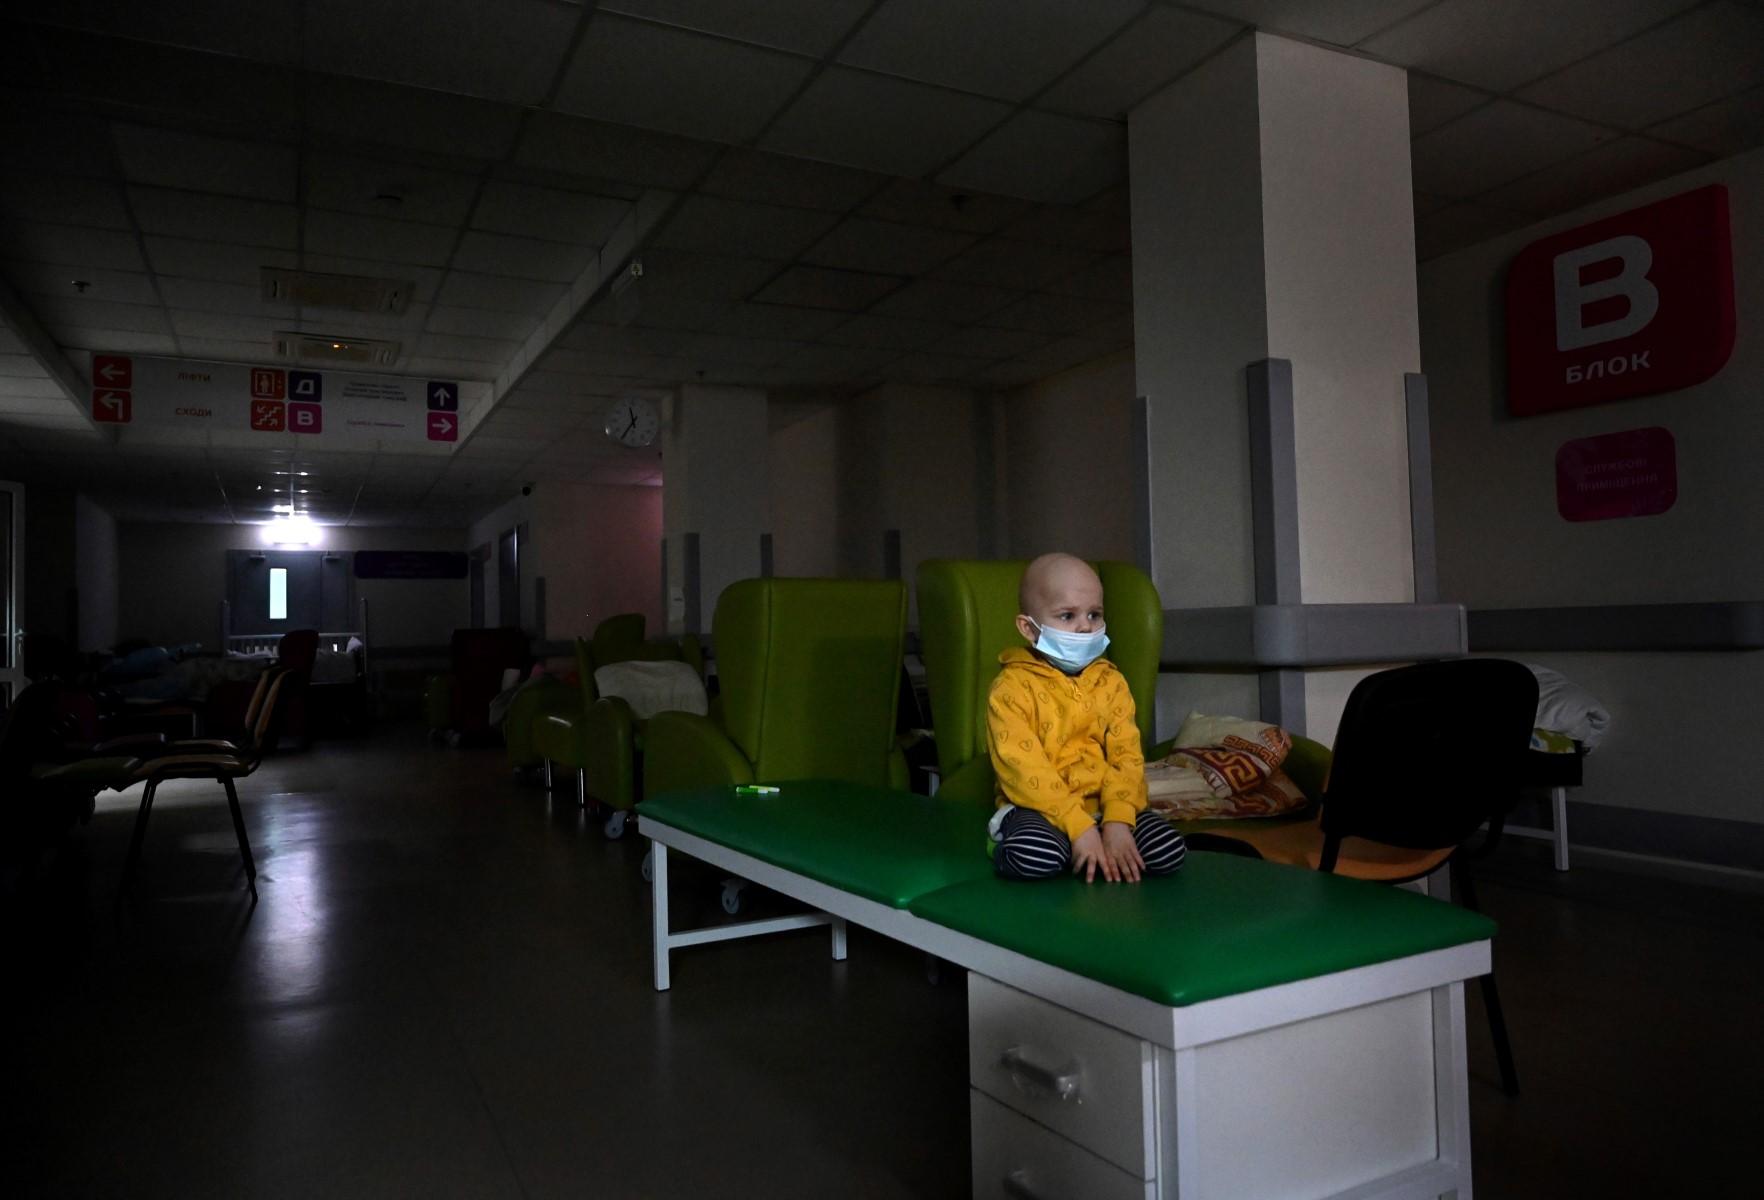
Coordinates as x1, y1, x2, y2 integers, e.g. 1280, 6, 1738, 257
1245, 358, 1301, 606
1163, 602, 1467, 668
1468, 602, 1764, 652
1405, 373, 1437, 605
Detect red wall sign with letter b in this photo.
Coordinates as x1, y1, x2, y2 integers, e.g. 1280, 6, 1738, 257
1505, 184, 1734, 418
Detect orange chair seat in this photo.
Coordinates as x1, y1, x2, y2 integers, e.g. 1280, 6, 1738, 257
1193, 814, 1453, 882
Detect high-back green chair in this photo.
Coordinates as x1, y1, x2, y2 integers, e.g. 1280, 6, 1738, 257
915, 559, 1331, 813
644, 578, 909, 796
641, 578, 909, 909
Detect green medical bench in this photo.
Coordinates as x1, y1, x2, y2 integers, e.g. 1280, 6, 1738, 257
640, 783, 1491, 1200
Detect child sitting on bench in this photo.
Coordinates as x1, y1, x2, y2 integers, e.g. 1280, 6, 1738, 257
987, 554, 1188, 883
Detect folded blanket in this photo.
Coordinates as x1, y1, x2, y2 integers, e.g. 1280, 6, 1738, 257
1145, 712, 1311, 821
594, 660, 709, 720
1525, 663, 1610, 751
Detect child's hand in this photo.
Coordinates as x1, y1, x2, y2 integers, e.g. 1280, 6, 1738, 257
1071, 827, 1111, 882
1101, 821, 1144, 883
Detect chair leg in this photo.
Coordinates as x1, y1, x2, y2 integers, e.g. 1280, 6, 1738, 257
222, 777, 258, 899
1454, 860, 1520, 1096
1551, 785, 1571, 871
121, 780, 159, 892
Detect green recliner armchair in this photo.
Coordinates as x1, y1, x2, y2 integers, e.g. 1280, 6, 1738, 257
914, 559, 1330, 829
640, 577, 910, 907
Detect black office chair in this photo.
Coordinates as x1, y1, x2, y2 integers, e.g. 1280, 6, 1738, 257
1210, 658, 1538, 1095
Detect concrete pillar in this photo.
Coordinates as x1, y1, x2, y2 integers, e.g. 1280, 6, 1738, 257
661, 384, 769, 634
1129, 33, 1420, 742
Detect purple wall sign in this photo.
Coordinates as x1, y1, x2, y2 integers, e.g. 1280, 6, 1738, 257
1555, 427, 1677, 522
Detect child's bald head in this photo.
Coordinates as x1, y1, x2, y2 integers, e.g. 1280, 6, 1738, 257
1017, 554, 1105, 642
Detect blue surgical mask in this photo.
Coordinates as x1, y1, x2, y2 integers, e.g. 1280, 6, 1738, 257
1028, 620, 1109, 674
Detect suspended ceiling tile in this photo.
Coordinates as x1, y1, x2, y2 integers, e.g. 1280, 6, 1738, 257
413, 332, 520, 365
306, 77, 525, 164
174, 336, 276, 362
752, 265, 903, 311
857, 179, 1029, 235
555, 14, 813, 143
608, 293, 731, 331
435, 271, 568, 314
156, 277, 273, 317
304, 210, 458, 268
1199, 0, 1433, 46
26, 0, 303, 64
1413, 202, 1534, 261
869, 279, 1020, 323
982, 292, 1128, 335
761, 68, 1012, 179
0, 220, 149, 272
28, 29, 303, 137
1649, 83, 1764, 154
33, 296, 171, 336
1407, 75, 1493, 137
54, 329, 179, 355
303, 151, 482, 228
1410, 100, 1615, 198
1479, 137, 1712, 215
940, 112, 1124, 205
927, 325, 1050, 361
767, 341, 898, 382
801, 218, 976, 277
1041, 253, 1132, 303
599, 0, 872, 57
1016, 333, 1120, 375
1039, 6, 1240, 120
405, 356, 496, 381
0, 107, 116, 181
636, 249, 780, 301
426, 306, 542, 342
839, 0, 1144, 104
817, 313, 951, 352
112, 125, 297, 203
143, 236, 297, 284
971, 359, 1048, 389
472, 181, 630, 246
128, 187, 298, 250
4, 261, 159, 308
298, 256, 445, 302
651, 196, 842, 262
710, 302, 851, 341
450, 231, 595, 284
515, 113, 722, 191
878, 350, 993, 384
1518, 3, 1764, 129
0, 172, 133, 230
999, 202, 1130, 252
1360, 0, 1703, 92
304, 0, 580, 107
697, 149, 888, 213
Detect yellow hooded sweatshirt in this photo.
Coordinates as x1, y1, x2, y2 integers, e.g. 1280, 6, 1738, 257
985, 647, 1147, 842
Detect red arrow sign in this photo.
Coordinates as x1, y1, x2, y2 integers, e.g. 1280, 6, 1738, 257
93, 354, 132, 388
427, 411, 457, 442
92, 389, 131, 423
251, 400, 286, 431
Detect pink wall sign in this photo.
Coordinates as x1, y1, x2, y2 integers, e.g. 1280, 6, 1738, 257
1556, 427, 1677, 522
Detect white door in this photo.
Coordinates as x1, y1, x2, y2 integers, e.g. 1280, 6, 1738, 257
0, 481, 23, 706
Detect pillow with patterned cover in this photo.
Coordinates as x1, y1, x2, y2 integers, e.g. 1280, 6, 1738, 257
1143, 712, 1311, 820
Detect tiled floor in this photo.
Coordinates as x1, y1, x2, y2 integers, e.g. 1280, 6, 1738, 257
3, 726, 1759, 1198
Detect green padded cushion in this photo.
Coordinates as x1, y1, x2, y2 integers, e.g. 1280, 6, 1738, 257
639, 781, 996, 909
906, 855, 1494, 1007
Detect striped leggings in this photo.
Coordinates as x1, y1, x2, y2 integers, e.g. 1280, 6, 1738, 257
994, 808, 1188, 881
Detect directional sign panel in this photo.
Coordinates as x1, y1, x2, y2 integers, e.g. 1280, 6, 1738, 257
93, 355, 132, 388
289, 370, 323, 402
93, 389, 131, 422
92, 353, 487, 453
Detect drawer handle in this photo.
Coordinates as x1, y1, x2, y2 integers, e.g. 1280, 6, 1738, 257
999, 1044, 1082, 1103
1002, 1169, 1045, 1200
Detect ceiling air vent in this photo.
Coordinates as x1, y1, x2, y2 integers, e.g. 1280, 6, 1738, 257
261, 267, 413, 314
272, 332, 401, 367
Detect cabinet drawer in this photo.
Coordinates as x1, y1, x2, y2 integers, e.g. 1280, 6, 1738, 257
972, 1090, 1153, 1200
968, 973, 1154, 1178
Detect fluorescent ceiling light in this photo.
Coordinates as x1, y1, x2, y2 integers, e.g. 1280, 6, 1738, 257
264, 515, 319, 546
